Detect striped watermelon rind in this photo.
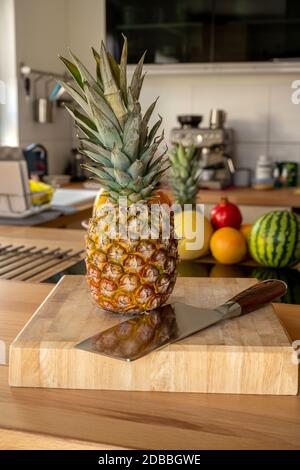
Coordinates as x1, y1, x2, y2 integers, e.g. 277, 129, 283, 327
249, 210, 300, 268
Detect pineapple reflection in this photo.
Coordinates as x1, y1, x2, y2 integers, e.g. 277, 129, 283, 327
92, 304, 178, 361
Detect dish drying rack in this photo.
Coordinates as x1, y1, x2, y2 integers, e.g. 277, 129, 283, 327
0, 243, 84, 282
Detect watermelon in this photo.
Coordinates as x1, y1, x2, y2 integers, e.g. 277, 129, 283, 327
250, 210, 300, 268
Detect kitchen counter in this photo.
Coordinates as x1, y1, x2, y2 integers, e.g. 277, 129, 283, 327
0, 188, 95, 229
9, 183, 297, 229
0, 225, 84, 251
22, 183, 296, 230
0, 279, 300, 450
68, 183, 300, 208
195, 186, 300, 208
0, 225, 300, 448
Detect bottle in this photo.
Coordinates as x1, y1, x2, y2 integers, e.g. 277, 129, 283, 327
253, 155, 274, 190
273, 166, 282, 188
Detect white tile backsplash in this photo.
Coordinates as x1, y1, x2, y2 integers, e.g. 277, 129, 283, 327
141, 73, 300, 170
191, 84, 270, 143
141, 76, 193, 143
13, 0, 74, 174
234, 143, 268, 172
45, 140, 72, 175
268, 143, 300, 163
18, 79, 73, 174
269, 84, 300, 143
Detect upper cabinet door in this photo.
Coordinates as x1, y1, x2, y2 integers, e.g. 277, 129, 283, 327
106, 0, 300, 64
106, 0, 213, 63
214, 0, 300, 62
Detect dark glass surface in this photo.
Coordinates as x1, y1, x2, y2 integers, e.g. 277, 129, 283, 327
106, 0, 300, 63
214, 0, 300, 62
44, 259, 300, 305
106, 0, 213, 63
42, 259, 86, 284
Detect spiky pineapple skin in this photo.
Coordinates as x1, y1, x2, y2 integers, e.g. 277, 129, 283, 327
86, 207, 178, 314
169, 144, 201, 206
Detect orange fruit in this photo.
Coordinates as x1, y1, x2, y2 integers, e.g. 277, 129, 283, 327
93, 188, 108, 216
150, 189, 172, 206
210, 227, 247, 265
240, 224, 252, 242
93, 188, 172, 216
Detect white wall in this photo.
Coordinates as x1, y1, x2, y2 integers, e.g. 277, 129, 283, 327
66, 0, 105, 71
12, 0, 105, 174
0, 0, 19, 146
14, 0, 71, 174
66, 0, 105, 144
140, 72, 300, 173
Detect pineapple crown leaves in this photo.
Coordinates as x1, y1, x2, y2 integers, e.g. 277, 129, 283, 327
59, 36, 168, 202
168, 144, 202, 206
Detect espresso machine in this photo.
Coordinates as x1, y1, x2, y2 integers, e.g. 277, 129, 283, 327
170, 110, 235, 189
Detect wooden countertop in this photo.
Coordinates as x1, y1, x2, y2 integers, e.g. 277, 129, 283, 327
68, 183, 300, 208
6, 184, 298, 230
1, 279, 300, 450
22, 185, 300, 228
195, 187, 300, 208
0, 225, 84, 251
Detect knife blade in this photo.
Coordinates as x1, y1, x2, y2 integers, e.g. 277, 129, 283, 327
75, 279, 287, 362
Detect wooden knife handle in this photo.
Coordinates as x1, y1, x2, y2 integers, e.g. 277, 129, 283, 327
228, 279, 287, 315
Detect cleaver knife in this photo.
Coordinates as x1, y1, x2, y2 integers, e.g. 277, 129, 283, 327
75, 279, 287, 362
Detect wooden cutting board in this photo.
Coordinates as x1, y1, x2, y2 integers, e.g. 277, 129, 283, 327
9, 276, 298, 395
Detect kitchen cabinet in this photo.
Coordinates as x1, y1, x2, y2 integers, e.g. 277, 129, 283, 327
107, 0, 300, 64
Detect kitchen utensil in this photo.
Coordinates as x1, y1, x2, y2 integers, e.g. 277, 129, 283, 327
253, 155, 274, 190
33, 77, 53, 123
177, 115, 202, 128
201, 168, 215, 181
23, 143, 48, 178
70, 148, 88, 181
9, 277, 298, 395
0, 244, 84, 282
49, 83, 65, 101
209, 109, 226, 129
34, 98, 53, 124
76, 280, 286, 362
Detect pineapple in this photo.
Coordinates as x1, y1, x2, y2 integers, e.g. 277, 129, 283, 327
169, 144, 213, 260
168, 144, 201, 207
60, 38, 178, 314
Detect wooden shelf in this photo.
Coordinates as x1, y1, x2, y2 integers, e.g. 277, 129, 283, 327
162, 186, 300, 208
